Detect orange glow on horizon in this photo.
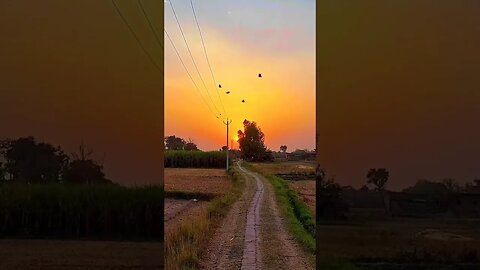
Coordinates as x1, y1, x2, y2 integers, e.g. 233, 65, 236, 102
165, 3, 315, 151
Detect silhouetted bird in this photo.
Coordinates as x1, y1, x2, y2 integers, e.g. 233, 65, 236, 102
258, 73, 262, 78
242, 100, 245, 103
226, 91, 230, 94
218, 84, 222, 88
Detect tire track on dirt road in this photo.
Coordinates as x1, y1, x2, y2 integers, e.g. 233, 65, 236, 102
200, 162, 257, 269
238, 164, 264, 270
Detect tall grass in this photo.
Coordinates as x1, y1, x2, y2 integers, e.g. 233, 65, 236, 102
165, 167, 244, 269
0, 184, 163, 240
165, 150, 229, 168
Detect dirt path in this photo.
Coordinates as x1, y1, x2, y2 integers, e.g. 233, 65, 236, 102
200, 162, 314, 269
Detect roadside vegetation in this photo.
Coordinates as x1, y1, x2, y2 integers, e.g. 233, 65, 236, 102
267, 174, 316, 253
165, 165, 244, 269
0, 136, 163, 240
245, 162, 316, 255
0, 184, 163, 239
165, 150, 228, 168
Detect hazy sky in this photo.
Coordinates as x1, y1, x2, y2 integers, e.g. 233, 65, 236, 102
318, 1, 480, 190
164, 0, 316, 151
0, 0, 163, 185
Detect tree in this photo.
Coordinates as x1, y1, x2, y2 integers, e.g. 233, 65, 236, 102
441, 178, 460, 192
317, 164, 348, 219
280, 145, 287, 158
184, 138, 198, 151
164, 136, 185, 150
63, 143, 110, 184
0, 161, 5, 182
0, 137, 68, 183
237, 119, 269, 161
366, 168, 389, 191
220, 146, 228, 151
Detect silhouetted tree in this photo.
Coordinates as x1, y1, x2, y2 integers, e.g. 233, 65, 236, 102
237, 119, 270, 161
366, 168, 389, 191
184, 138, 198, 151
0, 137, 68, 183
220, 146, 228, 151
63, 143, 110, 184
441, 178, 461, 192
317, 164, 348, 219
164, 136, 185, 150
280, 145, 287, 158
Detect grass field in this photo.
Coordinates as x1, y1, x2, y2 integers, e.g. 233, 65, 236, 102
164, 166, 243, 269
249, 161, 316, 175
318, 208, 480, 269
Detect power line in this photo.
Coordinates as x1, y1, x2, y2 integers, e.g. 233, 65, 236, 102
111, 0, 163, 72
190, 0, 228, 118
164, 29, 220, 121
168, 0, 223, 118
137, 0, 163, 50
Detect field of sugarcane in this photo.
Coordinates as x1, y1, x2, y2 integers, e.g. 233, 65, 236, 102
165, 150, 230, 168
0, 184, 163, 240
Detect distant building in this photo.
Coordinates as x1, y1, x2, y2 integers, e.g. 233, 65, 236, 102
384, 191, 480, 218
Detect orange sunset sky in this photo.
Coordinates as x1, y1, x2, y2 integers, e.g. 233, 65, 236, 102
165, 0, 316, 151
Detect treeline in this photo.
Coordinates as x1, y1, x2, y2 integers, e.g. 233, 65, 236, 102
0, 184, 163, 239
317, 165, 480, 219
0, 137, 109, 185
165, 150, 228, 168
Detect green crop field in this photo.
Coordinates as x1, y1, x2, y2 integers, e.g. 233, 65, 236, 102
165, 150, 230, 168
0, 184, 163, 240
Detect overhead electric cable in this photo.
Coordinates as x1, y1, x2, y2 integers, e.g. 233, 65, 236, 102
190, 0, 228, 118
111, 0, 162, 72
168, 0, 223, 118
137, 0, 164, 50
164, 29, 220, 121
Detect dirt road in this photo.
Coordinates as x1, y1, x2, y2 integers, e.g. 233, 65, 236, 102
201, 162, 314, 269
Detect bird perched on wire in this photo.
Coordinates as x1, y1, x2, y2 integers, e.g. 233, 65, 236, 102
226, 91, 230, 94
218, 84, 222, 88
258, 73, 262, 78
242, 99, 245, 103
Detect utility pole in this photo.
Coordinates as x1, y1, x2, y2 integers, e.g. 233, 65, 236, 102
223, 118, 232, 171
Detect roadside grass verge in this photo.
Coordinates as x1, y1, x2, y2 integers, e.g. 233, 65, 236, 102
0, 184, 163, 240
243, 162, 316, 254
165, 165, 244, 269
267, 174, 316, 254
